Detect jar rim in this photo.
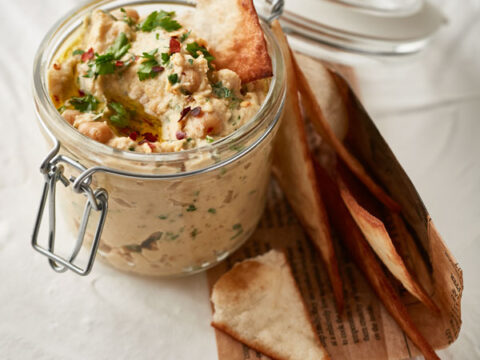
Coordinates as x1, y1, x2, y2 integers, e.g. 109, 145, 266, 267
32, 0, 285, 175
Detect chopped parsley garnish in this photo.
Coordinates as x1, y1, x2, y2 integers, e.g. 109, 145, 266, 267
57, 105, 67, 113
186, 204, 197, 212
139, 10, 181, 32
212, 81, 232, 98
161, 52, 171, 64
187, 58, 194, 65
186, 42, 214, 65
108, 32, 131, 59
84, 33, 130, 78
69, 94, 99, 113
208, 208, 216, 214
168, 73, 179, 85
72, 49, 85, 56
231, 223, 244, 240
108, 102, 130, 127
120, 8, 135, 26
137, 49, 164, 81
190, 228, 198, 238
180, 31, 191, 42
124, 244, 142, 252
206, 135, 214, 143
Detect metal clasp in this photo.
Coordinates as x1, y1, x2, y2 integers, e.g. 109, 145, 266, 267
32, 132, 108, 276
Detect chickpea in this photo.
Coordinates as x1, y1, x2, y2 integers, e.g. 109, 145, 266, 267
184, 112, 224, 138
216, 69, 241, 93
62, 109, 81, 125
181, 69, 201, 93
78, 121, 114, 144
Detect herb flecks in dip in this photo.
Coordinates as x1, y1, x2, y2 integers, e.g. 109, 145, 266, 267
48, 8, 268, 153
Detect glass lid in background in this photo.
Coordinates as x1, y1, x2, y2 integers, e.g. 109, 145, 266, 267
256, 0, 446, 62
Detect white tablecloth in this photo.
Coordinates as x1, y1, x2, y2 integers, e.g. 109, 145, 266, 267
1, 1, 478, 359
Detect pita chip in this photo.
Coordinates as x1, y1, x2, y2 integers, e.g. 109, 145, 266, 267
270, 20, 344, 312
294, 53, 349, 141
211, 250, 330, 360
193, 0, 272, 83
291, 53, 400, 212
315, 164, 440, 360
336, 167, 439, 314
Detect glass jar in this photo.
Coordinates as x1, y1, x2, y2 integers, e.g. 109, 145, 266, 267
32, 0, 285, 277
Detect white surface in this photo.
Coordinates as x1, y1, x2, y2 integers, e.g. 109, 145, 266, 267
0, 0, 478, 359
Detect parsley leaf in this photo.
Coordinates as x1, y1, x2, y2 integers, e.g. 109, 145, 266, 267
69, 94, 99, 113
186, 42, 214, 65
139, 10, 181, 32
161, 52, 171, 64
84, 33, 130, 78
72, 49, 85, 56
107, 32, 131, 59
180, 30, 191, 42
137, 49, 163, 81
186, 204, 197, 212
168, 73, 179, 84
108, 102, 130, 127
212, 82, 232, 98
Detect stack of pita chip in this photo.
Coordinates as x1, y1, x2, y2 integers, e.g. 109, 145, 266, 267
197, 1, 444, 359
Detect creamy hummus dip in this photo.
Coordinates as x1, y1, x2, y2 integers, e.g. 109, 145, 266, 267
48, 8, 268, 153
45, 6, 278, 276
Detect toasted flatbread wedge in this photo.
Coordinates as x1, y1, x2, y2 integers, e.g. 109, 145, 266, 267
270, 21, 344, 312
291, 53, 400, 212
211, 250, 330, 360
294, 53, 349, 141
315, 164, 440, 360
336, 167, 439, 314
193, 0, 272, 83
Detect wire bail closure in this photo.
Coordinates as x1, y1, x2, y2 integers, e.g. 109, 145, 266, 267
31, 127, 109, 276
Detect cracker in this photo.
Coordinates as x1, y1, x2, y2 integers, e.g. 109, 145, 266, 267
336, 166, 439, 314
315, 164, 440, 360
270, 20, 344, 312
291, 53, 400, 212
211, 250, 330, 360
193, 0, 272, 83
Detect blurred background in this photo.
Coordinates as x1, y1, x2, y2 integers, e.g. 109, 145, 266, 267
0, 0, 478, 358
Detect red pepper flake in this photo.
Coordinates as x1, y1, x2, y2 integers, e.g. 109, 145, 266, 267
142, 132, 158, 142
147, 142, 156, 151
129, 131, 138, 141
186, 95, 194, 103
176, 130, 186, 140
78, 89, 85, 96
53, 63, 61, 70
115, 60, 124, 67
81, 48, 94, 62
190, 106, 202, 117
169, 37, 181, 54
53, 95, 59, 102
206, 127, 214, 134
178, 106, 191, 122
152, 65, 164, 73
